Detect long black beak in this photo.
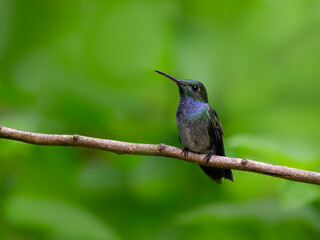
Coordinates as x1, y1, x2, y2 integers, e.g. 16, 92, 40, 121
155, 70, 185, 87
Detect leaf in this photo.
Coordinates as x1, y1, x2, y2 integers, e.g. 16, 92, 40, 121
5, 195, 119, 240
175, 199, 320, 231
280, 182, 320, 210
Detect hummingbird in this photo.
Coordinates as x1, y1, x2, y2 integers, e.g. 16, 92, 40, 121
155, 70, 233, 184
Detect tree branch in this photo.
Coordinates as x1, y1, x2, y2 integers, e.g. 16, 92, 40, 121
0, 125, 319, 185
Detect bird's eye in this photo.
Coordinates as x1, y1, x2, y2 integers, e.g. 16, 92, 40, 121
192, 85, 199, 91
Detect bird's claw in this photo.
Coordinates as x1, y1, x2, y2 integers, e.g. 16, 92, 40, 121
181, 147, 189, 157
204, 151, 213, 163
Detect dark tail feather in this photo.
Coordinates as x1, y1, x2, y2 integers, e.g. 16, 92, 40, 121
199, 165, 234, 184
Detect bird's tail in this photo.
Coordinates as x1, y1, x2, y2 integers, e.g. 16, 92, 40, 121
199, 165, 233, 184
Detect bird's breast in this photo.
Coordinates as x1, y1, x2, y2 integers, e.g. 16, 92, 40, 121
176, 101, 212, 153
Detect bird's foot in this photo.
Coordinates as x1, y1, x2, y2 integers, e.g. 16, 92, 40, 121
204, 151, 214, 163
181, 147, 190, 157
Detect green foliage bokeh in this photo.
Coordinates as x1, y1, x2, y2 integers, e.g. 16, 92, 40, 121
0, 0, 320, 239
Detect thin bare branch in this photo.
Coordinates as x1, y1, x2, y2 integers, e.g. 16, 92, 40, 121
0, 125, 319, 185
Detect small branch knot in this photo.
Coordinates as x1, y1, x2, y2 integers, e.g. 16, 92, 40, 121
241, 159, 248, 166
73, 134, 79, 142
158, 143, 166, 151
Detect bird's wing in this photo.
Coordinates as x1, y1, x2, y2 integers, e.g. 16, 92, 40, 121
201, 107, 233, 183
207, 107, 225, 156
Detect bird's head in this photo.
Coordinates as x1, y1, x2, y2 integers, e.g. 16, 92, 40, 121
155, 70, 208, 103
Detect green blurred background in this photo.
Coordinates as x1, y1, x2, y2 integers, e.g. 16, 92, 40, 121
1, 0, 320, 239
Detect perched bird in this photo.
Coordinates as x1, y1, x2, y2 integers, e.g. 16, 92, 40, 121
155, 70, 233, 184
